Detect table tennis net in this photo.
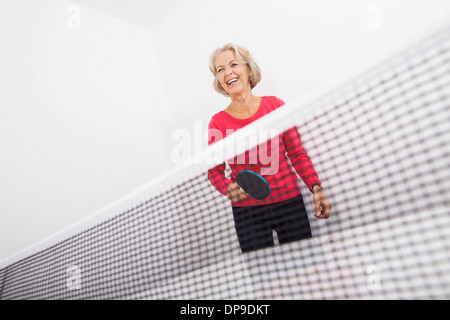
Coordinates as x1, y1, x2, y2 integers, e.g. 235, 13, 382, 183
1, 26, 449, 300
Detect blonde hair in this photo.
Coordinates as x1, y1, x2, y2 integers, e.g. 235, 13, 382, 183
209, 43, 261, 97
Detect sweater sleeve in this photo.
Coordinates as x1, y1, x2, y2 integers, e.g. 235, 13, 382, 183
207, 116, 232, 196
283, 126, 321, 191
207, 164, 232, 196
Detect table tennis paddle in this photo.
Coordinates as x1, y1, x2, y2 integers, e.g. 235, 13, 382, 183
235, 170, 271, 200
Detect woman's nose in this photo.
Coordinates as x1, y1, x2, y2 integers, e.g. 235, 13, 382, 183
225, 68, 234, 76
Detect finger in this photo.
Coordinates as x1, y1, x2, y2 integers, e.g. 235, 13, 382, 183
236, 185, 247, 194
318, 212, 329, 219
324, 205, 331, 217
316, 212, 327, 219
238, 191, 248, 201
314, 201, 322, 217
316, 211, 327, 219
319, 205, 332, 219
240, 189, 249, 197
228, 187, 248, 202
235, 185, 248, 198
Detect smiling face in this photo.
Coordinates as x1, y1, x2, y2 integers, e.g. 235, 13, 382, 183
214, 50, 252, 97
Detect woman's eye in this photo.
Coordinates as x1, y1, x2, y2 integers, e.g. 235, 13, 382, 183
217, 68, 223, 73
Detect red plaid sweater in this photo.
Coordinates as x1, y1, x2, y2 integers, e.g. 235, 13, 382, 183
207, 96, 321, 207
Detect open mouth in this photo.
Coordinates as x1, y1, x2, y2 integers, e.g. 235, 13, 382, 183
227, 78, 238, 86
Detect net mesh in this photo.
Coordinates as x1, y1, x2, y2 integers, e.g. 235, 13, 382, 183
1, 25, 449, 300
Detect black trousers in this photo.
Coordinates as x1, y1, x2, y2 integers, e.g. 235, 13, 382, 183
232, 194, 312, 253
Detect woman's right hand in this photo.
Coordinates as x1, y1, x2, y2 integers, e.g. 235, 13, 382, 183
227, 182, 248, 202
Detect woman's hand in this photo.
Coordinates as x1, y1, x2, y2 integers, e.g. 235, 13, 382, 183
227, 182, 248, 202
312, 186, 332, 219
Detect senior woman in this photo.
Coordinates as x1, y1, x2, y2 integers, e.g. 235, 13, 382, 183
207, 43, 332, 253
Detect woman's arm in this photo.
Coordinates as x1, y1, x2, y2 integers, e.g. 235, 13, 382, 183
283, 126, 332, 218
207, 163, 231, 196
282, 126, 321, 191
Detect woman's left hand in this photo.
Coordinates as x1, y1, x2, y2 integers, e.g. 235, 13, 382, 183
312, 186, 332, 219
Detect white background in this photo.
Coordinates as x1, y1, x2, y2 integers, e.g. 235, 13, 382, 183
0, 0, 449, 261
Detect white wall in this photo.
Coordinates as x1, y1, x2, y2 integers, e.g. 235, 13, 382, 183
0, 0, 173, 260
0, 0, 449, 262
